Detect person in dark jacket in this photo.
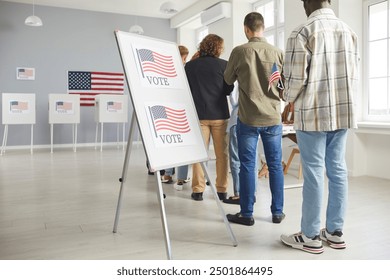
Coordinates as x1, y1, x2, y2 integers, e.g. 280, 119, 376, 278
185, 34, 234, 201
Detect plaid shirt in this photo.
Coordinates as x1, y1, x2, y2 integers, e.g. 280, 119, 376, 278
283, 8, 359, 131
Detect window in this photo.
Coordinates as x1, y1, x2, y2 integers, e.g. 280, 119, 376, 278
364, 0, 390, 121
253, 0, 285, 50
196, 26, 209, 45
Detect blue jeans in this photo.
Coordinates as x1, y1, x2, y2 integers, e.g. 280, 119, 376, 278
229, 125, 258, 196
237, 118, 284, 217
297, 129, 348, 238
229, 125, 240, 196
165, 166, 188, 180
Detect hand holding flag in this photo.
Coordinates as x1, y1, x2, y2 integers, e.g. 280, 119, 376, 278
268, 62, 284, 91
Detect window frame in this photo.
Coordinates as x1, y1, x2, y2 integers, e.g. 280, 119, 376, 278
253, 0, 285, 50
363, 0, 390, 122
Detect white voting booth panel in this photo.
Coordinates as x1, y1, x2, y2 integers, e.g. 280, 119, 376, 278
48, 94, 80, 153
2, 93, 36, 124
94, 94, 128, 123
1, 93, 36, 154
113, 31, 236, 259
49, 94, 80, 124
94, 94, 128, 151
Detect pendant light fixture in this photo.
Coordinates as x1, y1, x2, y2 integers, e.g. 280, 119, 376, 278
160, 1, 178, 14
25, 0, 43, 27
129, 24, 144, 35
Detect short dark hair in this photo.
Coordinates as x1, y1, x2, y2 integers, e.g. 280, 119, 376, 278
244, 12, 264, 32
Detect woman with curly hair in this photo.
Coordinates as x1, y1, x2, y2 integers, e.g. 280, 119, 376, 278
185, 34, 234, 201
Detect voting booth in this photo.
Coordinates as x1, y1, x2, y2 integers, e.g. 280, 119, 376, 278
1, 93, 36, 154
94, 94, 128, 151
48, 93, 80, 153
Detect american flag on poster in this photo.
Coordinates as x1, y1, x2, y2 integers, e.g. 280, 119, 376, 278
10, 101, 29, 112
67, 71, 124, 106
149, 105, 190, 137
137, 49, 177, 78
268, 62, 283, 90
107, 101, 122, 112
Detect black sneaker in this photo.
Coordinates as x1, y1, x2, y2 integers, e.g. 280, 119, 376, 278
226, 213, 254, 226
272, 213, 286, 224
191, 192, 203, 201
217, 192, 227, 200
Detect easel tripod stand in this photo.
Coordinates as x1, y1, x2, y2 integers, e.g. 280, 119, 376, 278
112, 112, 238, 259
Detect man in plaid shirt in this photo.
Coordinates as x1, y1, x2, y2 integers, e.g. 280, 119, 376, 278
280, 0, 359, 254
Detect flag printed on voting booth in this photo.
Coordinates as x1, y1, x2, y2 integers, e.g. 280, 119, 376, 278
55, 101, 74, 114
67, 71, 124, 106
10, 101, 29, 113
106, 101, 123, 113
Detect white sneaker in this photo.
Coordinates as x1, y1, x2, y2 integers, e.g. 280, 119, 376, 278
320, 228, 346, 249
173, 181, 184, 191
280, 232, 324, 254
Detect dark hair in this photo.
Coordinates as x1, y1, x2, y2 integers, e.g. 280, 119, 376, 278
244, 12, 264, 32
198, 34, 224, 58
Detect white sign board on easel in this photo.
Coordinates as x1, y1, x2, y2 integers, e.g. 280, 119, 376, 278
113, 32, 237, 260
115, 30, 208, 171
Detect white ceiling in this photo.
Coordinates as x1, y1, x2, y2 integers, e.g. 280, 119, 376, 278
2, 0, 200, 19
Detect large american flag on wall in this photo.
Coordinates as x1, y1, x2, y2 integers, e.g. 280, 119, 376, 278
68, 71, 124, 106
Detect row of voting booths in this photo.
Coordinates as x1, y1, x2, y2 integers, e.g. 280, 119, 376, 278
1, 93, 128, 154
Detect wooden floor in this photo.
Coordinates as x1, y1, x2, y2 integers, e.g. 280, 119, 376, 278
0, 145, 389, 260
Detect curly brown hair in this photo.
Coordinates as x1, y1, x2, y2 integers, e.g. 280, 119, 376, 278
198, 34, 224, 58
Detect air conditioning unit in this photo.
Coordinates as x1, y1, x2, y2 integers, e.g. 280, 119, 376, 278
201, 2, 232, 26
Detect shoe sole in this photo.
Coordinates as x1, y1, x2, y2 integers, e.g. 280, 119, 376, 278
226, 215, 254, 226
281, 238, 324, 254
223, 199, 240, 205
320, 236, 346, 249
173, 184, 183, 191
191, 194, 203, 201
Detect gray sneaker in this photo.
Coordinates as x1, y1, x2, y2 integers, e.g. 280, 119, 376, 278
320, 228, 346, 249
280, 232, 324, 254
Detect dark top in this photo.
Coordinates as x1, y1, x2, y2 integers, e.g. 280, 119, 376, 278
185, 56, 233, 120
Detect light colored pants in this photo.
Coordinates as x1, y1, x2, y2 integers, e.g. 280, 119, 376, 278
297, 129, 348, 238
192, 119, 229, 193
165, 165, 189, 180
